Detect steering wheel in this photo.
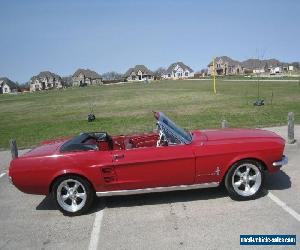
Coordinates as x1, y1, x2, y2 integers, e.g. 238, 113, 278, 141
87, 133, 114, 150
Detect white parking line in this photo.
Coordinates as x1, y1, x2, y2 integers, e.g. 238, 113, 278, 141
0, 172, 6, 178
268, 192, 300, 222
88, 208, 105, 250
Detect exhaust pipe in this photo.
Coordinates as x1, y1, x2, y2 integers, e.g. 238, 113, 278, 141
9, 139, 18, 159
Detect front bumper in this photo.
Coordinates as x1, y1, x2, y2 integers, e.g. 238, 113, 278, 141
273, 155, 288, 167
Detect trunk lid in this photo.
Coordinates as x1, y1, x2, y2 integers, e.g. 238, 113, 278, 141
21, 141, 66, 158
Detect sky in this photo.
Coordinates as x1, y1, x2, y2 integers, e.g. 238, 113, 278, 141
1, 0, 300, 83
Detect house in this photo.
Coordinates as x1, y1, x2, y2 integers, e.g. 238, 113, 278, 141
30, 71, 63, 92
72, 69, 102, 87
253, 69, 265, 74
124, 65, 154, 81
163, 62, 194, 79
208, 56, 244, 76
207, 56, 296, 76
242, 59, 267, 74
270, 66, 283, 75
0, 77, 19, 94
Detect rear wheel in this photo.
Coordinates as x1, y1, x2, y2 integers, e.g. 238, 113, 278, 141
225, 160, 264, 200
52, 175, 95, 216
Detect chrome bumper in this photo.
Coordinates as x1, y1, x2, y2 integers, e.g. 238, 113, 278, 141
273, 155, 288, 167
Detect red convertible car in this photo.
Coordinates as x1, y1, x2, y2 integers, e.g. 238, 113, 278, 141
9, 112, 287, 215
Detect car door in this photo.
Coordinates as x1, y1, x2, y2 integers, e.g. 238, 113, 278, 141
193, 142, 227, 184
111, 144, 195, 190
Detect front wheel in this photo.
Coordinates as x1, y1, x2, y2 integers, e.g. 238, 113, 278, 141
52, 175, 95, 216
225, 160, 264, 200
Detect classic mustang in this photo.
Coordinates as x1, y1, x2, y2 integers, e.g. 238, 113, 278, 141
9, 112, 288, 215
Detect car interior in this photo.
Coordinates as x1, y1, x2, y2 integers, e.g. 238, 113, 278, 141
60, 132, 160, 152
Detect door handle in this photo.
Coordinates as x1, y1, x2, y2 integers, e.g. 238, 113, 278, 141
113, 154, 124, 160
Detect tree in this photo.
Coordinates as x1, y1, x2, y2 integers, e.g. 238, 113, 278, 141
18, 81, 30, 91
200, 69, 207, 75
101, 71, 123, 80
253, 49, 266, 106
153, 67, 166, 80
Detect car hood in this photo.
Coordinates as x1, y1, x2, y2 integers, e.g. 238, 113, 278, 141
201, 128, 282, 141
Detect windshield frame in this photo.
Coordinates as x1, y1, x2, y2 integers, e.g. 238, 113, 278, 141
155, 112, 193, 144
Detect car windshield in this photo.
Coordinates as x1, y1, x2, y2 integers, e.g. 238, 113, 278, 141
155, 112, 192, 144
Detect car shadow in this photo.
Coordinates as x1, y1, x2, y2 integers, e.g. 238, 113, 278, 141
36, 195, 57, 210
265, 170, 291, 191
99, 170, 291, 209
35, 186, 228, 213
36, 170, 291, 213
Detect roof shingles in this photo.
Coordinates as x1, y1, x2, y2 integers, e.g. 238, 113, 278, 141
124, 65, 153, 77
73, 69, 102, 79
31, 71, 61, 81
166, 62, 194, 74
0, 77, 19, 90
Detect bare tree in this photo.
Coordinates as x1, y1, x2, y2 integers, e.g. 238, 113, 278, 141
200, 68, 207, 75
102, 71, 123, 80
153, 67, 166, 80
253, 48, 266, 106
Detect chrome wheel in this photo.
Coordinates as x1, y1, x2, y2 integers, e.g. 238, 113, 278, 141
232, 163, 262, 197
56, 179, 87, 213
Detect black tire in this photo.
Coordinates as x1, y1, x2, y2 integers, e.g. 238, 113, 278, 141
52, 175, 95, 216
225, 159, 264, 201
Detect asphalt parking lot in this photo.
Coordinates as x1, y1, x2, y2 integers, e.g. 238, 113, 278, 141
0, 126, 299, 250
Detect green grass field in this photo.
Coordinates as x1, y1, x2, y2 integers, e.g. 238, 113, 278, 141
0, 80, 299, 149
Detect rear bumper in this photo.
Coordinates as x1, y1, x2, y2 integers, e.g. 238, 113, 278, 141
8, 176, 13, 184
272, 155, 288, 168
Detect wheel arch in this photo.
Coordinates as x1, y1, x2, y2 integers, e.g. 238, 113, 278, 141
221, 156, 268, 183
49, 172, 95, 194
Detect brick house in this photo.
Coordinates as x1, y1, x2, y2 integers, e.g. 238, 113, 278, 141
124, 65, 154, 81
72, 69, 102, 87
30, 71, 63, 92
208, 56, 244, 76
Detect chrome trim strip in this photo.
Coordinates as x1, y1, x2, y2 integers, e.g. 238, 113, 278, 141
273, 155, 288, 167
96, 182, 219, 197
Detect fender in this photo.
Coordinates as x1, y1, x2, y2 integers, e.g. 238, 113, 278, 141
221, 152, 268, 180
49, 168, 95, 194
